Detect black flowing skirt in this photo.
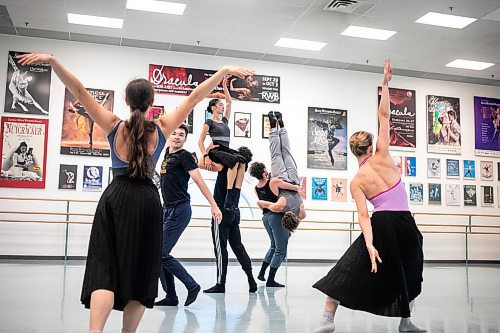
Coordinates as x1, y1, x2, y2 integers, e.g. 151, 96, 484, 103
208, 145, 246, 169
81, 175, 163, 311
313, 211, 423, 318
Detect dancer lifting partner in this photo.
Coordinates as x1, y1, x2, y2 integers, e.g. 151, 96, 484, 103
18, 52, 252, 333
155, 124, 222, 307
312, 59, 425, 333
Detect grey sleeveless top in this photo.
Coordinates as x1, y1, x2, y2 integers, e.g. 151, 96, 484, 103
205, 117, 230, 147
280, 189, 302, 217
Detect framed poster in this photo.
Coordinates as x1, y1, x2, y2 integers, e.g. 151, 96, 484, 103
392, 156, 402, 175
307, 107, 347, 170
427, 158, 441, 178
427, 95, 461, 154
446, 184, 460, 206
446, 159, 459, 179
4, 51, 51, 116
234, 112, 251, 138
409, 183, 423, 204
312, 177, 327, 200
299, 176, 307, 200
149, 105, 165, 121
58, 164, 77, 190
481, 185, 494, 207
474, 96, 500, 157
463, 185, 477, 206
60, 87, 114, 157
428, 183, 441, 205
404, 157, 416, 176
378, 86, 416, 150
0, 117, 48, 188
262, 114, 270, 139
480, 161, 493, 181
83, 165, 103, 192
331, 178, 347, 202
463, 160, 476, 180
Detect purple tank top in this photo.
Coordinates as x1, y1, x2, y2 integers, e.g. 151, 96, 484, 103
367, 179, 409, 212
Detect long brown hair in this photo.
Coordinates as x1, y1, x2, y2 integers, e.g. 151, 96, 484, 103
124, 79, 155, 179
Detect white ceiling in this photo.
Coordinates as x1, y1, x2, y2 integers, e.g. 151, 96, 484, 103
1, 0, 500, 86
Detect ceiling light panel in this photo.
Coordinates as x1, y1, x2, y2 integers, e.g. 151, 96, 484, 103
416, 12, 476, 29
340, 26, 396, 40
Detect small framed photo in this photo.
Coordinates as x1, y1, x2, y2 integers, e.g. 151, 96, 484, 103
262, 114, 270, 139
446, 159, 460, 179
234, 112, 251, 138
480, 161, 493, 181
409, 183, 423, 204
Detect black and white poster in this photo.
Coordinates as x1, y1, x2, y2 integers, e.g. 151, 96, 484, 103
428, 183, 441, 205
4, 51, 51, 116
427, 158, 441, 178
307, 107, 347, 170
463, 185, 477, 206
481, 185, 494, 207
446, 184, 460, 206
83, 165, 103, 192
58, 164, 77, 190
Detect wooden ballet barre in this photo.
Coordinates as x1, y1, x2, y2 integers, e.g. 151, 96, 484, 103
0, 211, 94, 217
0, 196, 98, 203
0, 219, 92, 225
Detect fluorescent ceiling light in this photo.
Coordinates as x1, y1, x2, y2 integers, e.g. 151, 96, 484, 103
416, 12, 476, 29
126, 0, 186, 15
275, 37, 326, 51
445, 59, 494, 70
68, 13, 123, 29
340, 26, 396, 40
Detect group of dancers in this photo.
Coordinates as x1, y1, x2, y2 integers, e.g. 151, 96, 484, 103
17, 53, 425, 333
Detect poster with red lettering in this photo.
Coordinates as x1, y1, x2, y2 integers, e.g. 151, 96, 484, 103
0, 116, 48, 188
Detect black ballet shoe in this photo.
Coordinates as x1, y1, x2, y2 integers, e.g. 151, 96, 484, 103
248, 277, 258, 293
266, 280, 285, 288
268, 111, 278, 128
203, 283, 225, 293
154, 297, 179, 306
184, 284, 201, 306
274, 111, 284, 127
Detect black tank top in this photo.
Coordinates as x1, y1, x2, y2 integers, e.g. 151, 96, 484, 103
255, 179, 279, 214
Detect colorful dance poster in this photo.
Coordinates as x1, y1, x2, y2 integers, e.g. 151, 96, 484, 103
378, 86, 416, 150
307, 107, 347, 170
446, 184, 460, 206
331, 178, 347, 202
427, 158, 441, 178
312, 177, 327, 200
234, 112, 251, 138
446, 159, 459, 179
480, 161, 493, 181
409, 183, 423, 204
428, 183, 441, 205
82, 165, 103, 192
404, 156, 416, 176
149, 105, 164, 121
4, 51, 51, 116
149, 64, 280, 103
481, 185, 494, 207
427, 95, 461, 154
58, 164, 77, 190
463, 185, 477, 206
0, 117, 48, 188
60, 88, 114, 157
299, 176, 307, 200
463, 160, 476, 179
474, 96, 500, 157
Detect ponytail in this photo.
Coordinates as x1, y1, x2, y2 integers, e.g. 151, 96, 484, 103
125, 108, 155, 179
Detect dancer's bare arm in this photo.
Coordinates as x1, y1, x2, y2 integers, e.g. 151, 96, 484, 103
222, 76, 232, 120
270, 178, 299, 195
375, 59, 392, 156
189, 168, 222, 222
17, 53, 119, 133
257, 198, 285, 213
198, 124, 214, 171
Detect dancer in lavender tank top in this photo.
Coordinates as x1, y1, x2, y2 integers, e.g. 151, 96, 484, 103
312, 60, 425, 333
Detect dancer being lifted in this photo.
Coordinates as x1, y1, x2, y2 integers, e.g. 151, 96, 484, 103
312, 59, 425, 333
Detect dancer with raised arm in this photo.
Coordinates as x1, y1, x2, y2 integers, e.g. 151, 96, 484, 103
312, 59, 425, 333
18, 52, 252, 333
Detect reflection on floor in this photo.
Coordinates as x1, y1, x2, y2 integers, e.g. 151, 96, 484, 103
0, 261, 499, 332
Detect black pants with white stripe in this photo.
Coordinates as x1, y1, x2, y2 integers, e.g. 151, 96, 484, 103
211, 208, 253, 284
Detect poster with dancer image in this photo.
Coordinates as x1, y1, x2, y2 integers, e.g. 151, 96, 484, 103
299, 176, 307, 200
409, 183, 423, 204
4, 51, 51, 116
307, 107, 347, 170
149, 105, 164, 121
60, 88, 114, 157
446, 184, 460, 206
427, 158, 441, 178
474, 96, 500, 157
331, 178, 347, 202
149, 64, 280, 103
481, 185, 494, 207
82, 165, 103, 192
312, 177, 327, 200
58, 164, 77, 190
0, 116, 48, 188
446, 159, 459, 179
427, 95, 461, 154
463, 185, 477, 206
404, 157, 416, 176
463, 160, 476, 180
428, 183, 441, 205
378, 86, 416, 150
480, 161, 493, 180
234, 112, 251, 138
262, 115, 270, 139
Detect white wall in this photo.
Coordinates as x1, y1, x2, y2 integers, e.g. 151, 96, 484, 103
0, 34, 499, 261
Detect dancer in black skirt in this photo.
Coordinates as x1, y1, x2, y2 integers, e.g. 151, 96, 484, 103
312, 59, 425, 333
18, 53, 252, 333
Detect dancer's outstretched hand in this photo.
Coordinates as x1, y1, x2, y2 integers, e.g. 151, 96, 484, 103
222, 66, 254, 79
382, 59, 392, 85
17, 53, 53, 66
367, 244, 382, 273
211, 204, 222, 223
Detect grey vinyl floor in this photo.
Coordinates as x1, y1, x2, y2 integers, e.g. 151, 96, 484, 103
0, 261, 499, 333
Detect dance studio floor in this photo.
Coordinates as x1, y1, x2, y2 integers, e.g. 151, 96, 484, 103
0, 261, 499, 333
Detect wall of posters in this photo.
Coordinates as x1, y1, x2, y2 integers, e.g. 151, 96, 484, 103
262, 114, 270, 139
446, 184, 460, 206
0, 117, 48, 188
378, 86, 416, 150
446, 159, 459, 179
299, 176, 307, 200
149, 64, 280, 103
427, 158, 441, 178
331, 178, 347, 202
463, 160, 476, 179
234, 112, 251, 138
404, 157, 416, 176
463, 185, 477, 206
58, 164, 77, 190
312, 177, 327, 200
428, 183, 441, 205
480, 160, 493, 180
82, 165, 103, 192
4, 51, 51, 116
60, 88, 114, 157
481, 185, 494, 207
427, 95, 461, 154
474, 96, 500, 157
307, 107, 347, 170
409, 183, 423, 204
